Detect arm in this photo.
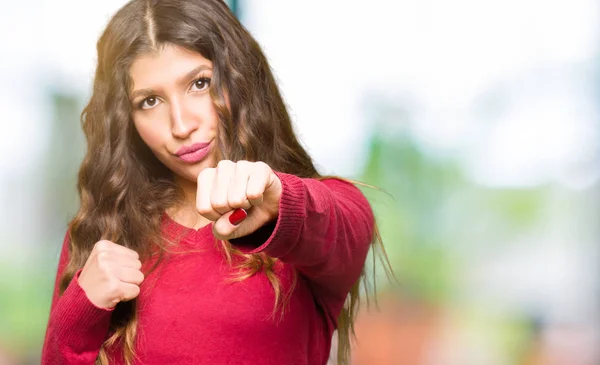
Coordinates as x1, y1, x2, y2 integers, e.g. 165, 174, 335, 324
232, 172, 374, 319
41, 231, 114, 365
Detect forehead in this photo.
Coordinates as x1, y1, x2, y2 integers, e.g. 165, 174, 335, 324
129, 44, 213, 88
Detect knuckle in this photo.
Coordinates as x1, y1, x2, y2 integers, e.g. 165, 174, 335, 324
94, 240, 109, 251
98, 263, 114, 279
217, 159, 233, 170
198, 167, 215, 182
236, 160, 250, 169
247, 190, 263, 200
197, 203, 213, 216
256, 161, 269, 171
96, 250, 110, 262
132, 285, 141, 297
227, 196, 246, 207
227, 198, 240, 207
127, 248, 139, 259
210, 197, 229, 210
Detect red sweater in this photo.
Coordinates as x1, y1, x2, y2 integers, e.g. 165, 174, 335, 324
41, 173, 374, 365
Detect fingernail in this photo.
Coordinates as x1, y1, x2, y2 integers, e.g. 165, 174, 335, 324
229, 208, 247, 226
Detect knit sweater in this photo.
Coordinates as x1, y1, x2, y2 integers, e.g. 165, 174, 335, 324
41, 172, 374, 365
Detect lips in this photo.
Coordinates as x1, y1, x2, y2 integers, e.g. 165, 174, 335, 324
174, 141, 212, 164
175, 141, 211, 156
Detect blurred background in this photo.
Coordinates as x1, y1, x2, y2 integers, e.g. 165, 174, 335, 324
1, 0, 599, 364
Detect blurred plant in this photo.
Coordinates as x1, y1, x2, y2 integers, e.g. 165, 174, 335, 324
355, 98, 549, 364
0, 89, 84, 364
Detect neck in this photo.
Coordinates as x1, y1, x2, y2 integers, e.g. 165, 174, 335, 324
175, 175, 197, 205
168, 175, 211, 230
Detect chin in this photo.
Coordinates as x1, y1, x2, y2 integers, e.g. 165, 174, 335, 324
175, 161, 215, 182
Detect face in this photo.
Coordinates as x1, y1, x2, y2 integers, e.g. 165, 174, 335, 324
129, 44, 219, 183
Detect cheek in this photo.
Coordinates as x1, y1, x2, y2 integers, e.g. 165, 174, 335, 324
192, 96, 220, 130
133, 119, 166, 152
135, 121, 155, 144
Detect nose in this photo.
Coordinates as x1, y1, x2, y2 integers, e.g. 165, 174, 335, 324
170, 96, 198, 139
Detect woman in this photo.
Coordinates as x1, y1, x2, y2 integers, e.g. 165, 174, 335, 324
41, 0, 389, 364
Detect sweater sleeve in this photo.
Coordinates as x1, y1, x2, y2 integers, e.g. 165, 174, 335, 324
231, 172, 374, 322
41, 230, 114, 365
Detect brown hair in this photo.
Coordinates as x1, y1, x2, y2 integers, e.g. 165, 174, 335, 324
58, 0, 392, 364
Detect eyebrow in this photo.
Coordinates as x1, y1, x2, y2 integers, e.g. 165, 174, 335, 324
129, 64, 212, 100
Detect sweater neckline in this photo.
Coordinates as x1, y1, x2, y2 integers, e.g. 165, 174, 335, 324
161, 212, 214, 242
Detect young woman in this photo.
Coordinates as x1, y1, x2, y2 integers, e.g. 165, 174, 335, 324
41, 0, 389, 364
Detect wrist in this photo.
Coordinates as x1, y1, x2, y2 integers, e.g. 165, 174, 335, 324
267, 172, 282, 221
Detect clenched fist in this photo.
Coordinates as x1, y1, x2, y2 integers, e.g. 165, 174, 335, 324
197, 160, 282, 240
78, 240, 144, 310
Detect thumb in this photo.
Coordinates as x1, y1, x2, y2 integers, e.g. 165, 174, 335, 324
212, 208, 248, 240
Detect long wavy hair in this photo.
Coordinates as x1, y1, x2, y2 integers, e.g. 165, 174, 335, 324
57, 1, 392, 364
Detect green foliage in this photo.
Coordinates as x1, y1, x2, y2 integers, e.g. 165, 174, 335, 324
360, 131, 547, 304
0, 260, 54, 358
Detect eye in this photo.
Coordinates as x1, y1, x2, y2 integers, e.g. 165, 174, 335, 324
138, 96, 160, 110
191, 77, 211, 92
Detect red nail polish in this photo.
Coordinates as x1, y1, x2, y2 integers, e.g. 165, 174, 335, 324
229, 208, 247, 226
